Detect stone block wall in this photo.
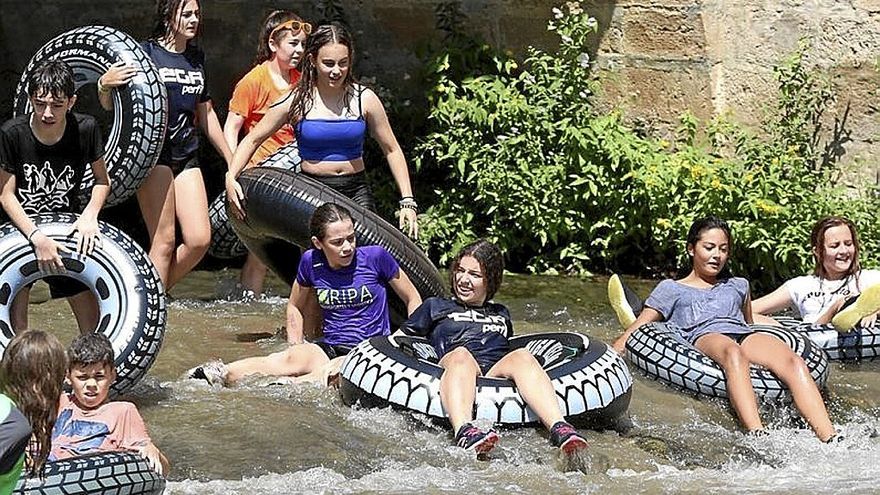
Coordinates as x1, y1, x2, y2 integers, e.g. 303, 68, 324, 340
1, 0, 877, 176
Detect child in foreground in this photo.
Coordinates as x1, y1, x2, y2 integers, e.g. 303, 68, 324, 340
0, 330, 67, 491
50, 333, 169, 475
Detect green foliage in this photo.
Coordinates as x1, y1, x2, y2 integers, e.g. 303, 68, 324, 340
414, 1, 878, 291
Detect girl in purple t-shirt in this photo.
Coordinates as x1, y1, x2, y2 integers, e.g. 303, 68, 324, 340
186, 203, 422, 386
612, 216, 837, 442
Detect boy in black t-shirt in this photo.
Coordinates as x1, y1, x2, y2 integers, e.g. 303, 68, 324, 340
0, 59, 110, 333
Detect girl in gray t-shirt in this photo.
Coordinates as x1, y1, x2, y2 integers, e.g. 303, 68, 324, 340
612, 216, 837, 442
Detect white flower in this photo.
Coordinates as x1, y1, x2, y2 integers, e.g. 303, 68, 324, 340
577, 52, 590, 68
552, 7, 564, 19
587, 17, 598, 29
561, 34, 573, 44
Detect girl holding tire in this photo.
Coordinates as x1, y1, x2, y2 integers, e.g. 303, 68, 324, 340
224, 22, 419, 239
222, 10, 309, 296
98, 0, 231, 290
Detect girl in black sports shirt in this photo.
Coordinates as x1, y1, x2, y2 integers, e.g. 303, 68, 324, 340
401, 240, 588, 456
98, 0, 232, 290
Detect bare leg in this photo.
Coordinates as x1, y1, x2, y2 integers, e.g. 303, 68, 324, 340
239, 252, 267, 295
224, 342, 329, 384
438, 347, 481, 433
167, 169, 210, 288
67, 291, 100, 333
740, 333, 836, 441
10, 287, 30, 331
136, 165, 176, 287
487, 348, 564, 429
695, 333, 763, 432
752, 313, 782, 326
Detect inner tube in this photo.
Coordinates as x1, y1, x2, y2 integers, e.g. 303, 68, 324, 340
773, 315, 880, 361
208, 142, 302, 260
229, 166, 446, 326
0, 213, 166, 396
14, 452, 165, 495
14, 25, 167, 207
340, 333, 633, 429
625, 322, 829, 400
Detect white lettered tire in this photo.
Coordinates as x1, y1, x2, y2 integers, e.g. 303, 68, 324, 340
625, 322, 829, 399
0, 213, 166, 396
208, 142, 302, 259
340, 333, 633, 428
14, 452, 165, 495
14, 25, 167, 207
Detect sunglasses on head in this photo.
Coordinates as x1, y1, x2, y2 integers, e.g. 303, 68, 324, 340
270, 19, 312, 39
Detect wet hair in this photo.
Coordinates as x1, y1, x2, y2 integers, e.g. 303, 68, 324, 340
810, 216, 862, 281
150, 0, 200, 43
27, 59, 75, 99
0, 330, 67, 477
254, 10, 304, 66
287, 22, 358, 127
309, 202, 353, 241
450, 239, 504, 303
685, 216, 733, 279
68, 332, 115, 370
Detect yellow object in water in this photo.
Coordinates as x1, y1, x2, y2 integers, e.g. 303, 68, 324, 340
608, 274, 637, 329
831, 283, 880, 332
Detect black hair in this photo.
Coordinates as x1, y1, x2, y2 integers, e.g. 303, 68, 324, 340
287, 22, 357, 127
309, 202, 353, 240
150, 0, 200, 44
27, 59, 75, 99
685, 215, 733, 279
67, 332, 115, 370
254, 10, 304, 66
450, 239, 504, 303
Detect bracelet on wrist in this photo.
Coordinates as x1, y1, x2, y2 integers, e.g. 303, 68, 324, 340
27, 228, 41, 244
398, 197, 418, 212
97, 79, 110, 94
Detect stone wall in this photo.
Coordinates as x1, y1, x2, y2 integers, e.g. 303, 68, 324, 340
1, 0, 878, 175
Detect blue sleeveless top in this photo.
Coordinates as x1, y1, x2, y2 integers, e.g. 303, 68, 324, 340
295, 90, 367, 161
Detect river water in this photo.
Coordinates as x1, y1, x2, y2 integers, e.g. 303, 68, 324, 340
29, 272, 880, 494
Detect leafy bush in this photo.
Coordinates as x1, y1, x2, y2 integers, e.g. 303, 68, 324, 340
414, 1, 879, 291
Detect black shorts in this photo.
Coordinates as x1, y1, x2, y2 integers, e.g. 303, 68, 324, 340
315, 342, 353, 359
29, 276, 89, 299
302, 170, 375, 211
723, 332, 752, 344
166, 155, 200, 177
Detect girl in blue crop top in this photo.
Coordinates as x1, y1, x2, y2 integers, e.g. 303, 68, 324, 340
225, 22, 420, 239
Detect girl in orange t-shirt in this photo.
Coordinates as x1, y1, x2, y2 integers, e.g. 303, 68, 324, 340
223, 10, 309, 295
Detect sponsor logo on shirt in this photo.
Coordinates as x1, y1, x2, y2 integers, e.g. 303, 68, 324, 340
317, 285, 374, 309
446, 309, 507, 334
19, 161, 75, 213
159, 67, 204, 95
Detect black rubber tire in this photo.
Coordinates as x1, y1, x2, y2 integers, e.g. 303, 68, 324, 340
773, 315, 880, 361
230, 167, 447, 326
625, 322, 829, 400
14, 452, 165, 494
340, 333, 632, 428
0, 213, 166, 396
14, 25, 167, 207
208, 142, 302, 259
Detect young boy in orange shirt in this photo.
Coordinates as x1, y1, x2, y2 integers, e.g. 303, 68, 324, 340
50, 333, 169, 475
